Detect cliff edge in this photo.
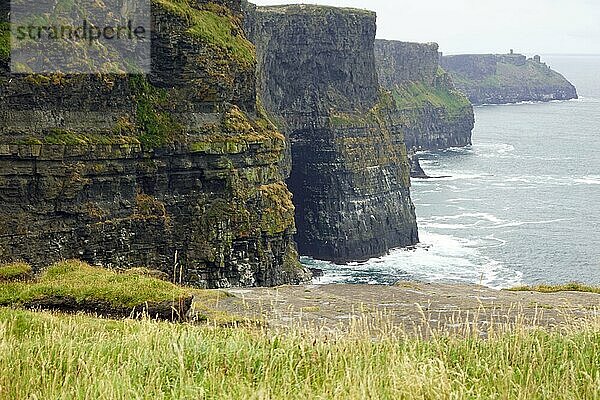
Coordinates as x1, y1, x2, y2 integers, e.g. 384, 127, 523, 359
0, 0, 311, 288
441, 53, 578, 105
375, 40, 474, 151
244, 3, 419, 263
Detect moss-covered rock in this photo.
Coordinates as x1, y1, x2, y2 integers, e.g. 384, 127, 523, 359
0, 0, 310, 289
0, 22, 9, 63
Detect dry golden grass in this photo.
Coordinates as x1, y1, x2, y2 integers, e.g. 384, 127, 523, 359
0, 305, 598, 399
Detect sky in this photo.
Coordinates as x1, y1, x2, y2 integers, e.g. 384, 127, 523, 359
253, 0, 600, 55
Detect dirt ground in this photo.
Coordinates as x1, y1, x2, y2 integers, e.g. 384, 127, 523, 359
202, 282, 600, 335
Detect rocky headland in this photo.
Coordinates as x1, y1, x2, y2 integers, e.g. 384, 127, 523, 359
2, 1, 568, 289
244, 4, 419, 263
441, 53, 578, 105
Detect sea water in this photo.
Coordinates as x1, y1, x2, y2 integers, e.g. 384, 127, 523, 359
305, 55, 600, 289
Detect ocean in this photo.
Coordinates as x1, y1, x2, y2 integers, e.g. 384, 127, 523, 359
305, 55, 600, 289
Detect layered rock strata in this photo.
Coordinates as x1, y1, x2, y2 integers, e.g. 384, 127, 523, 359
244, 4, 419, 263
375, 40, 474, 151
441, 53, 578, 105
0, 0, 311, 288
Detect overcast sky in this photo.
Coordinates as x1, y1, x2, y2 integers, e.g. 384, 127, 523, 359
253, 0, 600, 55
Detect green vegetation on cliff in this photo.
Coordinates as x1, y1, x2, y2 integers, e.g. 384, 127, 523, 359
391, 72, 471, 117
129, 74, 182, 148
259, 4, 375, 17
0, 260, 198, 317
0, 22, 9, 61
0, 307, 598, 398
153, 0, 255, 66
0, 263, 32, 282
510, 282, 600, 295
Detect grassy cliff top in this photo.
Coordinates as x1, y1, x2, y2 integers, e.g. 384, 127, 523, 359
490, 59, 573, 87
446, 55, 575, 89
0, 260, 198, 310
256, 3, 375, 18
375, 39, 439, 51
0, 22, 9, 62
153, 0, 255, 66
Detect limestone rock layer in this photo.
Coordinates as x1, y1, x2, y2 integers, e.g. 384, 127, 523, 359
244, 4, 419, 263
375, 40, 475, 151
0, 0, 311, 288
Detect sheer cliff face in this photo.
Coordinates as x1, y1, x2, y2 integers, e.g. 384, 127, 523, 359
375, 40, 474, 151
441, 54, 578, 105
245, 4, 418, 263
0, 0, 311, 288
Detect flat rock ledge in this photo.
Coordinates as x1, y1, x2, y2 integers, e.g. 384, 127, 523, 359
208, 283, 600, 335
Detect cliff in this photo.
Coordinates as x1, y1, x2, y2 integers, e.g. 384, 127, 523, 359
375, 40, 474, 150
441, 53, 578, 105
0, 0, 311, 288
244, 4, 419, 263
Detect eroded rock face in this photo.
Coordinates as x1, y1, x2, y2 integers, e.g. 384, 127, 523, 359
244, 4, 418, 263
441, 53, 578, 105
0, 0, 311, 288
375, 40, 474, 151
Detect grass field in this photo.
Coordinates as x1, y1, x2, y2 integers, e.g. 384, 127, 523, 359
0, 306, 598, 399
1, 262, 598, 399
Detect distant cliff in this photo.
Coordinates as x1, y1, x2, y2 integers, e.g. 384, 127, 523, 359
0, 0, 311, 288
244, 4, 419, 263
375, 40, 474, 150
441, 53, 578, 105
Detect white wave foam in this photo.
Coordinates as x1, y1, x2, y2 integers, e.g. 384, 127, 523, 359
574, 176, 600, 185
306, 230, 523, 290
494, 218, 574, 228
428, 212, 505, 224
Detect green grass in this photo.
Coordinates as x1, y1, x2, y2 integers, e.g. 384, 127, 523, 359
0, 307, 598, 399
42, 130, 141, 146
392, 80, 471, 117
0, 263, 32, 282
0, 22, 9, 61
153, 0, 255, 66
129, 74, 183, 149
509, 282, 600, 295
453, 60, 572, 91
0, 260, 199, 315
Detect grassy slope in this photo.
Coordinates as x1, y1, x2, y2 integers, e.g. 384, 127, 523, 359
0, 308, 598, 399
0, 22, 8, 61
0, 260, 197, 309
0, 263, 32, 282
452, 60, 571, 91
391, 69, 471, 118
509, 282, 600, 295
392, 81, 471, 116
